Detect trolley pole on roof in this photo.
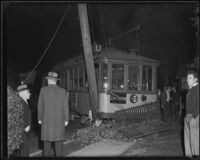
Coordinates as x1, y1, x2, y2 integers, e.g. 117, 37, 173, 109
78, 4, 99, 121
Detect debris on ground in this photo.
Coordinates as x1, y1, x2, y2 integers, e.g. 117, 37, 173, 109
71, 120, 126, 146
72, 118, 173, 146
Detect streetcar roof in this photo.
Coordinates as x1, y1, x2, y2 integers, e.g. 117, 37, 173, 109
52, 48, 160, 70
97, 48, 160, 63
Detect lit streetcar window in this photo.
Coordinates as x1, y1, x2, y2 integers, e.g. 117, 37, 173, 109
112, 64, 124, 90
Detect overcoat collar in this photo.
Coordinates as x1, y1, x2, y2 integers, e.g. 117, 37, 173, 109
48, 84, 58, 87
19, 96, 28, 105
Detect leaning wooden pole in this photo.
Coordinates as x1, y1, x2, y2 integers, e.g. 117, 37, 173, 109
78, 4, 99, 121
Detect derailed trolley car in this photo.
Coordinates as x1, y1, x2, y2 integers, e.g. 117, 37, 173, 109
52, 44, 160, 119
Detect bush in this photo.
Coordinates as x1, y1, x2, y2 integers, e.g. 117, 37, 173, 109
7, 86, 24, 156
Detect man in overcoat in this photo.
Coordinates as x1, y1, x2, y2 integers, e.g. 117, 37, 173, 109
17, 83, 31, 157
37, 71, 69, 157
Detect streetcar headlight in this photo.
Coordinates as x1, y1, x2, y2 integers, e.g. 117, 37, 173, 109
103, 82, 108, 89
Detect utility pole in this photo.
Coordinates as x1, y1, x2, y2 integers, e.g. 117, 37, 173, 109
78, 4, 99, 121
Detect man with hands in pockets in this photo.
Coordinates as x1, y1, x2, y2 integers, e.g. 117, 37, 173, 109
184, 71, 199, 157
38, 71, 69, 157
17, 83, 31, 157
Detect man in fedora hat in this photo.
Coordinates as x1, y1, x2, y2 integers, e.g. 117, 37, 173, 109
37, 71, 69, 157
17, 83, 31, 157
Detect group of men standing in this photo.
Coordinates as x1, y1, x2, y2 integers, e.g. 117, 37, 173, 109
158, 85, 181, 121
16, 71, 69, 157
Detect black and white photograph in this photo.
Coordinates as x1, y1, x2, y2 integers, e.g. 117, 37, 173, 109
2, 1, 199, 158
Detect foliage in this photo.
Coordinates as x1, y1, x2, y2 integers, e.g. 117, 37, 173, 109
7, 86, 24, 156
72, 120, 125, 146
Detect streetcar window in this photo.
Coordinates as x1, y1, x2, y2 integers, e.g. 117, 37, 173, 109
142, 66, 152, 91
57, 71, 61, 87
79, 65, 84, 90
74, 67, 78, 90
63, 70, 67, 90
61, 70, 65, 88
95, 63, 99, 88
128, 66, 139, 90
61, 70, 63, 88
82, 65, 89, 91
84, 72, 89, 91
101, 63, 108, 89
94, 63, 99, 68
60, 70, 64, 88
69, 69, 73, 91
42, 76, 47, 87
112, 64, 124, 90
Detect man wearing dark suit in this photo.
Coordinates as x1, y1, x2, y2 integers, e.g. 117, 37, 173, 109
171, 86, 180, 119
157, 89, 163, 119
17, 84, 31, 157
38, 71, 69, 157
161, 86, 170, 121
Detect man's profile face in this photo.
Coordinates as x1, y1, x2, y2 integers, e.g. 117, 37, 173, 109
24, 90, 31, 100
19, 90, 30, 101
187, 74, 197, 88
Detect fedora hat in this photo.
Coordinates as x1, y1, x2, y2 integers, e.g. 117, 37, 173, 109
17, 84, 29, 92
45, 71, 60, 80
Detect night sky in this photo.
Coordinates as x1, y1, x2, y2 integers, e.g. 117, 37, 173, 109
4, 2, 198, 90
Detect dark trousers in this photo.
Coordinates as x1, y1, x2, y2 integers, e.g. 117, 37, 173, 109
43, 141, 63, 157
172, 103, 179, 119
160, 107, 164, 120
163, 102, 170, 120
20, 131, 29, 157
169, 101, 173, 119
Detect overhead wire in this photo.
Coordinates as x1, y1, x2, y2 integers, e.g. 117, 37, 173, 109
99, 5, 103, 44
99, 5, 106, 45
23, 5, 71, 84
136, 26, 141, 56
111, 27, 138, 41
101, 5, 107, 46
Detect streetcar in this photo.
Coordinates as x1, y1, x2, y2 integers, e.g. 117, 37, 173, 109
52, 42, 160, 119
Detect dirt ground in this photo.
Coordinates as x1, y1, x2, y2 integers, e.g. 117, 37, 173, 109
29, 111, 185, 157
121, 119, 184, 157
63, 117, 185, 157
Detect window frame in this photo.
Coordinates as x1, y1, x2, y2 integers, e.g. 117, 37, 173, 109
142, 65, 153, 91
127, 64, 140, 91
111, 62, 125, 91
